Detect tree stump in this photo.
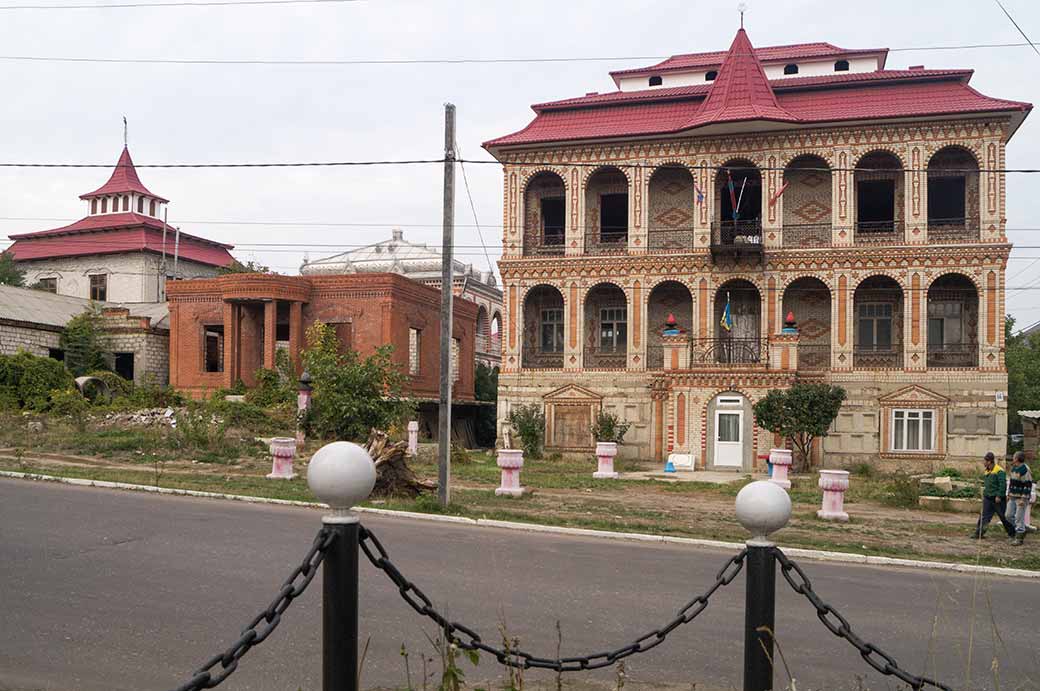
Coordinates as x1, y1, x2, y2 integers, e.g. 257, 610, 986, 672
364, 428, 435, 498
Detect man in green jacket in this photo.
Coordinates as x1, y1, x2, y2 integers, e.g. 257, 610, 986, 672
972, 452, 1016, 539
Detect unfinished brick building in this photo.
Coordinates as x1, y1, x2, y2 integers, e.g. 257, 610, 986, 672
165, 273, 478, 403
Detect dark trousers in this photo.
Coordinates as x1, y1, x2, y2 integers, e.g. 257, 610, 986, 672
976, 495, 1015, 537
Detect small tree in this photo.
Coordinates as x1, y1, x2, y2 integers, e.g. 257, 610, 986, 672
591, 410, 631, 444
753, 383, 846, 472
301, 321, 414, 441
474, 363, 499, 447
220, 259, 274, 275
0, 251, 24, 287
61, 306, 109, 377
506, 403, 545, 459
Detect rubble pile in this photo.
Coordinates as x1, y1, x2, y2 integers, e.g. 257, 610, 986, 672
98, 408, 178, 427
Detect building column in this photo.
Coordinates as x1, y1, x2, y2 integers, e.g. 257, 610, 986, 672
503, 283, 521, 373
981, 268, 1001, 371
762, 153, 782, 249
694, 158, 712, 249
906, 272, 926, 371
832, 149, 853, 246
567, 166, 585, 256
263, 300, 277, 370
629, 162, 648, 254
628, 279, 645, 370
222, 302, 240, 388
833, 274, 852, 371
980, 139, 1004, 242
906, 144, 926, 245
564, 281, 582, 370
504, 167, 522, 258
288, 300, 304, 375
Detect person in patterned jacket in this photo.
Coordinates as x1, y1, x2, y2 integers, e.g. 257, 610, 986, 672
1005, 451, 1035, 546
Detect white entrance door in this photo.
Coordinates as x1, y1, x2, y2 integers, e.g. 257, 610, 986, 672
714, 408, 743, 468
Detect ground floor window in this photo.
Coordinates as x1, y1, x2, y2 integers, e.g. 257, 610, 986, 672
36, 277, 57, 293
891, 409, 934, 452
204, 325, 224, 373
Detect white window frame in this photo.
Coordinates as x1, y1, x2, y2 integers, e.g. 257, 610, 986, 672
891, 408, 935, 453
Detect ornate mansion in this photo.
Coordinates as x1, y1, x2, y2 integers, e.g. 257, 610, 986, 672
483, 28, 1032, 469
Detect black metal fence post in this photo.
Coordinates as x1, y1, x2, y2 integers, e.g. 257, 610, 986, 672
323, 520, 360, 691
743, 544, 776, 691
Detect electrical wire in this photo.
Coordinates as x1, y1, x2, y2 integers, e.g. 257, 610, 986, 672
455, 143, 495, 280
994, 0, 1040, 58
0, 0, 362, 8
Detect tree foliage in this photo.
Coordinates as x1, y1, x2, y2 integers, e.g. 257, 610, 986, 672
60, 306, 109, 377
0, 351, 75, 410
506, 403, 545, 459
219, 259, 274, 275
592, 410, 631, 444
301, 321, 413, 441
473, 363, 498, 447
0, 251, 25, 287
753, 383, 846, 472
1006, 315, 1040, 434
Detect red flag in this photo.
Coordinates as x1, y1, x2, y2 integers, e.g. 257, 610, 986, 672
769, 180, 790, 207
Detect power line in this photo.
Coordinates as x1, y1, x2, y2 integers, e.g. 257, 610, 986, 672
0, 158, 442, 168
0, 42, 1034, 63
994, 0, 1040, 58
455, 143, 495, 280
0, 0, 362, 8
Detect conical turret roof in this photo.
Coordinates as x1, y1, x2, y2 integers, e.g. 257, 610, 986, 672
80, 147, 168, 202
695, 28, 797, 125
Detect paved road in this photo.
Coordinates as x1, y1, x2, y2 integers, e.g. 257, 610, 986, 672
0, 479, 1036, 691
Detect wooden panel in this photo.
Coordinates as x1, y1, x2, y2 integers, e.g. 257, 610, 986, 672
553, 404, 592, 449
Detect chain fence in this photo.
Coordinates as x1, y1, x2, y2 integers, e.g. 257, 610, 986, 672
774, 549, 954, 691
358, 524, 746, 671
167, 527, 336, 691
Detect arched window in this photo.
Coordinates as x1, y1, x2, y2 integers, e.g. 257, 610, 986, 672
705, 70, 718, 81
91, 199, 98, 214
149, 200, 157, 216
648, 75, 663, 87
137, 197, 144, 213
783, 64, 799, 75
101, 198, 108, 213
834, 59, 850, 72
122, 195, 129, 211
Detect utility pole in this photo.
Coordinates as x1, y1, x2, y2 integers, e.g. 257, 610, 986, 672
437, 103, 456, 507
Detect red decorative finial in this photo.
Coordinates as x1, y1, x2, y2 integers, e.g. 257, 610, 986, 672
785, 311, 796, 326
666, 313, 677, 325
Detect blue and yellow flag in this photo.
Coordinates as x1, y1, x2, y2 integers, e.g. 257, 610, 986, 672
720, 292, 733, 331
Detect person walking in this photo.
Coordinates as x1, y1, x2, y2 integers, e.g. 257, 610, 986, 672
972, 451, 1015, 539
1006, 451, 1035, 546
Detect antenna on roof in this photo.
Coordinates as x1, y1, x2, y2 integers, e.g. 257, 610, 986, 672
122, 115, 128, 148
738, 1, 747, 28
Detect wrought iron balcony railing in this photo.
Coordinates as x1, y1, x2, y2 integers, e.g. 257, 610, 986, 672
691, 337, 768, 365
927, 342, 978, 368
710, 220, 763, 262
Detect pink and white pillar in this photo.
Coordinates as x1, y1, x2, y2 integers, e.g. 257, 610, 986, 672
769, 448, 792, 490
495, 448, 526, 497
407, 420, 419, 456
267, 437, 297, 480
817, 469, 850, 521
594, 441, 619, 480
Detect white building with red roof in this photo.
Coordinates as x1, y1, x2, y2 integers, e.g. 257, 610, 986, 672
485, 27, 1030, 469
8, 147, 235, 303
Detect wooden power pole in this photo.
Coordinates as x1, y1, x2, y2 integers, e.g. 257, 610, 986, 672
437, 103, 456, 506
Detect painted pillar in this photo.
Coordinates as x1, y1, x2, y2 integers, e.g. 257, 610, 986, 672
568, 166, 585, 256
267, 437, 297, 480
504, 166, 522, 258
694, 159, 712, 249
832, 149, 853, 246
263, 300, 277, 370
763, 153, 782, 249
629, 280, 644, 370
407, 420, 419, 456
833, 274, 852, 372
564, 281, 582, 370
981, 269, 1001, 370
906, 271, 926, 371
907, 144, 926, 245
495, 448, 526, 497
818, 469, 850, 521
629, 161, 648, 254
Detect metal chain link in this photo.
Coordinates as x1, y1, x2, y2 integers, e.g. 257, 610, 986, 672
774, 549, 954, 691
359, 524, 746, 671
167, 527, 337, 691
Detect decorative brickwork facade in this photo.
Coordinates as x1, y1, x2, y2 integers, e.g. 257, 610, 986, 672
484, 29, 1030, 470
166, 273, 478, 401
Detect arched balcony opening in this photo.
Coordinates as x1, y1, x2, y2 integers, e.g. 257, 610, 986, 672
522, 285, 565, 369
712, 159, 762, 261
584, 167, 629, 255
476, 305, 491, 357
584, 283, 628, 368
927, 146, 980, 242
854, 151, 904, 244
702, 279, 763, 364
523, 172, 566, 256
927, 273, 979, 368
490, 312, 502, 356
853, 275, 904, 368
782, 155, 832, 248
646, 281, 693, 369
647, 165, 696, 252
782, 277, 832, 370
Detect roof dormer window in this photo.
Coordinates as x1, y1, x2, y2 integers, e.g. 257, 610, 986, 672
101, 197, 108, 213
648, 75, 663, 87
705, 70, 718, 81
91, 199, 98, 214
834, 59, 850, 72
783, 64, 799, 75
149, 200, 156, 216
137, 196, 144, 213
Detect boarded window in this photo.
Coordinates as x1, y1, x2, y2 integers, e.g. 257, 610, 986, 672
89, 274, 107, 301
101, 198, 108, 213
327, 322, 353, 353
409, 328, 421, 375
122, 195, 129, 211
204, 325, 224, 373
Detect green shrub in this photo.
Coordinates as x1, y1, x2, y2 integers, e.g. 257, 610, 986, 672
0, 385, 18, 410
48, 388, 90, 429
881, 473, 921, 508
0, 351, 74, 410
86, 370, 133, 399
850, 462, 877, 479
172, 408, 228, 452
591, 410, 631, 444
244, 367, 294, 408
60, 307, 108, 376
206, 399, 290, 433
451, 442, 472, 465
506, 403, 545, 459
121, 375, 184, 409
936, 467, 963, 478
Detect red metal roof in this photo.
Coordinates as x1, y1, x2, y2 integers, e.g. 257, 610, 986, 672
485, 29, 1031, 149
79, 147, 169, 203
8, 213, 235, 267
609, 42, 888, 83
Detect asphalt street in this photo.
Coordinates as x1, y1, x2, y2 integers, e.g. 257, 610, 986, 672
0, 478, 1036, 691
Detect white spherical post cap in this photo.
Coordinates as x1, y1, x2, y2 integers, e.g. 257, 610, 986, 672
735, 480, 792, 545
307, 441, 376, 523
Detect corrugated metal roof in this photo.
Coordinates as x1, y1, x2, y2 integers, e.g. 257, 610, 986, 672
0, 284, 168, 330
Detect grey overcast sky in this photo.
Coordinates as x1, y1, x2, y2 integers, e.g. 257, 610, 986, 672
1, 0, 1038, 325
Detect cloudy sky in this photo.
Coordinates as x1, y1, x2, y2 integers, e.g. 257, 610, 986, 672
1, 0, 1038, 324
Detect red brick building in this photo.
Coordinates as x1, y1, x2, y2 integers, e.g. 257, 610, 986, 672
166, 273, 478, 401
